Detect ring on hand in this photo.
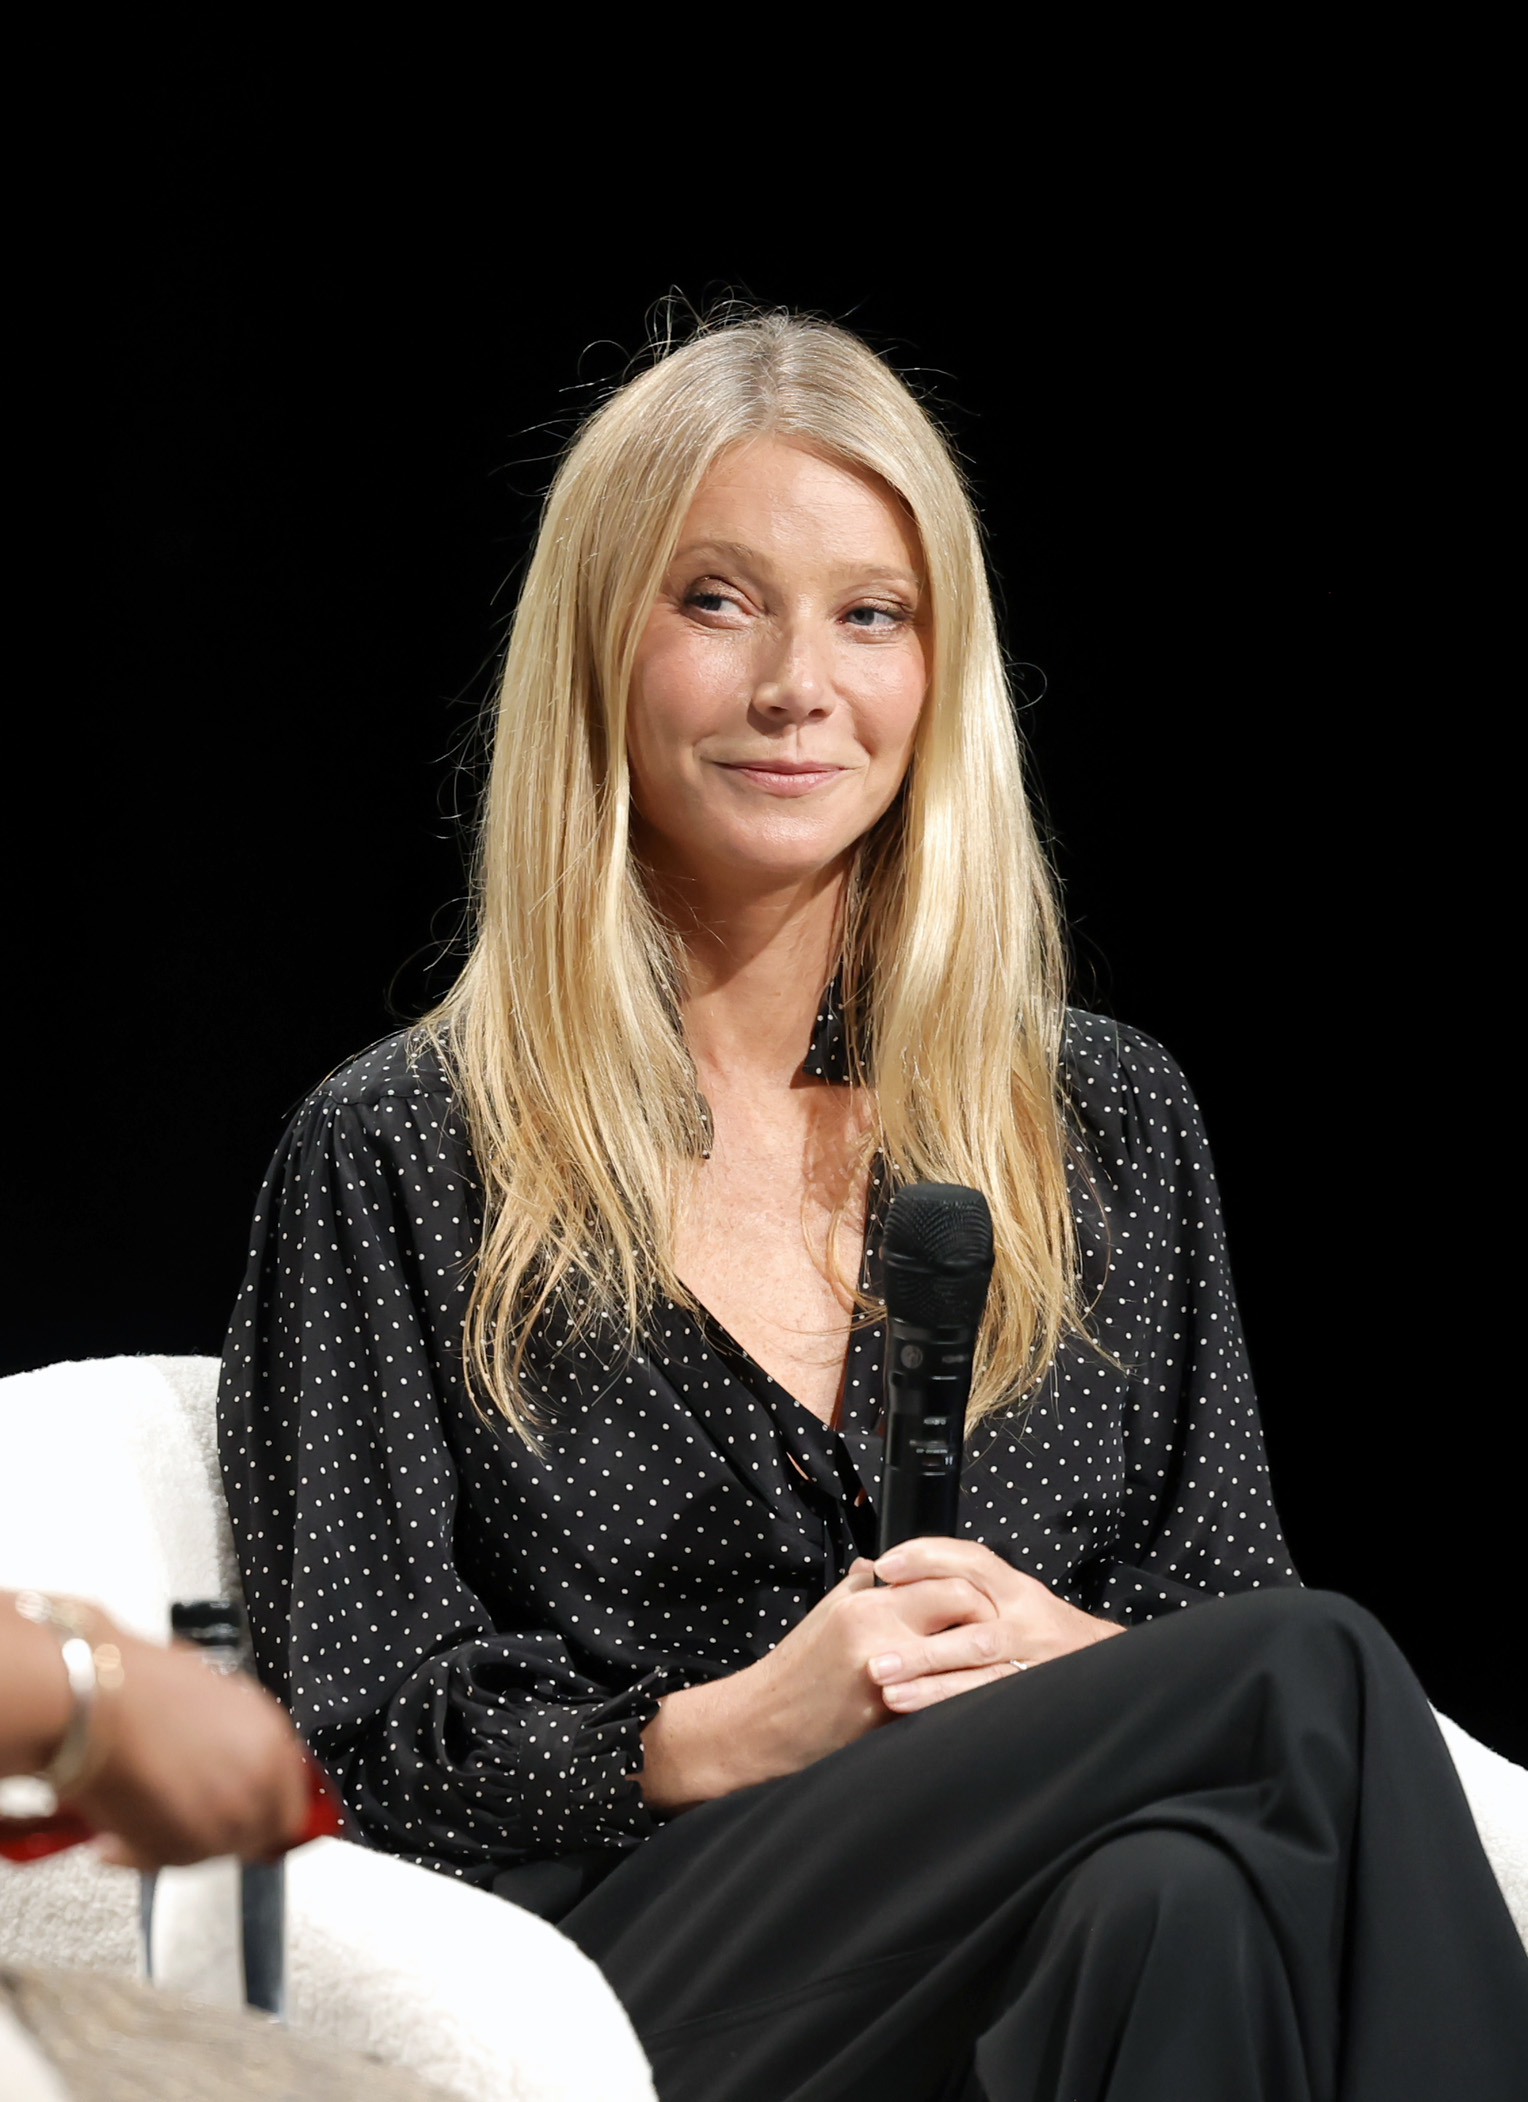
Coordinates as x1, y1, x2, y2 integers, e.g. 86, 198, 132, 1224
1008, 1659, 1030, 1671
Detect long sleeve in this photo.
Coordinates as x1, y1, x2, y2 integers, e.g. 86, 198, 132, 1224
1060, 1013, 1298, 1622
217, 1044, 661, 1884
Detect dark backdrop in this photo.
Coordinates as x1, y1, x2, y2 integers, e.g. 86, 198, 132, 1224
10, 185, 1515, 1755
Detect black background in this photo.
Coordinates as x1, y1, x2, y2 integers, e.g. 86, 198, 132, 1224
10, 149, 1516, 1756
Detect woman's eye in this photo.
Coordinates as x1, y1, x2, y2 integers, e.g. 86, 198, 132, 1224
684, 584, 739, 616
845, 603, 908, 630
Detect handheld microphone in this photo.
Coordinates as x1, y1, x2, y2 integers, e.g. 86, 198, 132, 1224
876, 1183, 995, 1555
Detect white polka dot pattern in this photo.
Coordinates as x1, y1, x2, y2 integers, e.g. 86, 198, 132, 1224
217, 1004, 1296, 1888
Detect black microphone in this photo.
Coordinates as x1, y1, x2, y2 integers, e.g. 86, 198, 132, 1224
876, 1183, 995, 1555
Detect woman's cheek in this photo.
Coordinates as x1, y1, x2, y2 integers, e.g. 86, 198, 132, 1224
846, 648, 926, 757
634, 637, 749, 757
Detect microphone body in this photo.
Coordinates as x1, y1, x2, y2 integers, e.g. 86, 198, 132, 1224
876, 1183, 995, 1556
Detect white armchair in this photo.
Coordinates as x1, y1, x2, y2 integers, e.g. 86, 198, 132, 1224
3, 1356, 1525, 2102
0, 1356, 657, 2102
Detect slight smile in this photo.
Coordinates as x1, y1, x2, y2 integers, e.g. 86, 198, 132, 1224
713, 760, 848, 798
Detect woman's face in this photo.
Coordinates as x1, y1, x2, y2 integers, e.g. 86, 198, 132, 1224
628, 437, 929, 898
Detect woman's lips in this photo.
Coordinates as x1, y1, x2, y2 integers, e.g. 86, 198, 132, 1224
715, 761, 847, 798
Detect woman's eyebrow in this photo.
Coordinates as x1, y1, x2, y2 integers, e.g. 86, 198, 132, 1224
669, 538, 768, 571
671, 539, 923, 590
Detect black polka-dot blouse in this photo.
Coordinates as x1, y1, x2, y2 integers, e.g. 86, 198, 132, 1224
218, 995, 1297, 1889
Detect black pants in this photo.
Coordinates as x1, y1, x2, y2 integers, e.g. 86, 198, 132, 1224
561, 1590, 1528, 2101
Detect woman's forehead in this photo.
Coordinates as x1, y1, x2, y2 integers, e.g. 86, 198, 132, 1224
677, 438, 924, 576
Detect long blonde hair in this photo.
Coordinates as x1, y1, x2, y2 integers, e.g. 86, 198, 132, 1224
424, 311, 1082, 1442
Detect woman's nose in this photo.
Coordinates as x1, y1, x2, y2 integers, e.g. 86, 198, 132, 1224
750, 618, 831, 722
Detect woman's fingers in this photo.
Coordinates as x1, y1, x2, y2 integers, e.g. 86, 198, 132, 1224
880, 1663, 1024, 1712
868, 1614, 1016, 1690
867, 1541, 1125, 1702
874, 1536, 1024, 1607
880, 1575, 995, 1636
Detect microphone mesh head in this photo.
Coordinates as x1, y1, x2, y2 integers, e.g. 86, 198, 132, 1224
882, 1183, 995, 1328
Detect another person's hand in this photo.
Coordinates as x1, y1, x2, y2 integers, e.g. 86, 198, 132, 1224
866, 1537, 1123, 1714
639, 1556, 1001, 1812
70, 1620, 314, 1869
2, 1593, 315, 1870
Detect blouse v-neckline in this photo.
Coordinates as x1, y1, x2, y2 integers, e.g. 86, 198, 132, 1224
677, 969, 889, 1439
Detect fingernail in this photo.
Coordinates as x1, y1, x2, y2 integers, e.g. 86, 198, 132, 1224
876, 1552, 907, 1578
869, 1652, 902, 1682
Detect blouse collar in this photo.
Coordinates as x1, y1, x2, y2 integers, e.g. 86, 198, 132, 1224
798, 971, 854, 1085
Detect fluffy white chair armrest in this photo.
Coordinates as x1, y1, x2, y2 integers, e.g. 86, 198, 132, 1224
1432, 1711, 1528, 1944
286, 1839, 654, 2102
0, 1850, 143, 1980
0, 1838, 656, 2102
0, 1357, 655, 2098
0, 1355, 235, 1641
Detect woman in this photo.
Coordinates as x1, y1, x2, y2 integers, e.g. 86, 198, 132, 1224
219, 314, 1527, 2099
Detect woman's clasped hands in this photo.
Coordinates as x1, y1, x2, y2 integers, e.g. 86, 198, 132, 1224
638, 1540, 1122, 1814
863, 1538, 1123, 1712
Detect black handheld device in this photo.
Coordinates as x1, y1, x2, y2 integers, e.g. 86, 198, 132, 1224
161, 1601, 285, 2017
876, 1183, 995, 1555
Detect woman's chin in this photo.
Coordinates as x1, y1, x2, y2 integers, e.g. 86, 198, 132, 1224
690, 836, 858, 895
640, 816, 863, 897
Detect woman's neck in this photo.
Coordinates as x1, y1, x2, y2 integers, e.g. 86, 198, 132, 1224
649, 855, 847, 1090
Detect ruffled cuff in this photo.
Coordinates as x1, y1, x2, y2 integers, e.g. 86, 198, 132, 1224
511, 1667, 676, 1857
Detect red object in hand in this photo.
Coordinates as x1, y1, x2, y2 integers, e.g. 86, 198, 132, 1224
0, 1810, 96, 1864
0, 1756, 347, 1864
296, 1759, 348, 1844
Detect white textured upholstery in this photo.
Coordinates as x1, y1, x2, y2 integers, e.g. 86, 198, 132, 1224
1433, 1712, 1528, 1942
0, 1355, 238, 1644
0, 1356, 655, 2102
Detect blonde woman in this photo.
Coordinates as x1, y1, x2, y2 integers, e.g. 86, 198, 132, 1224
219, 314, 1528, 2100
